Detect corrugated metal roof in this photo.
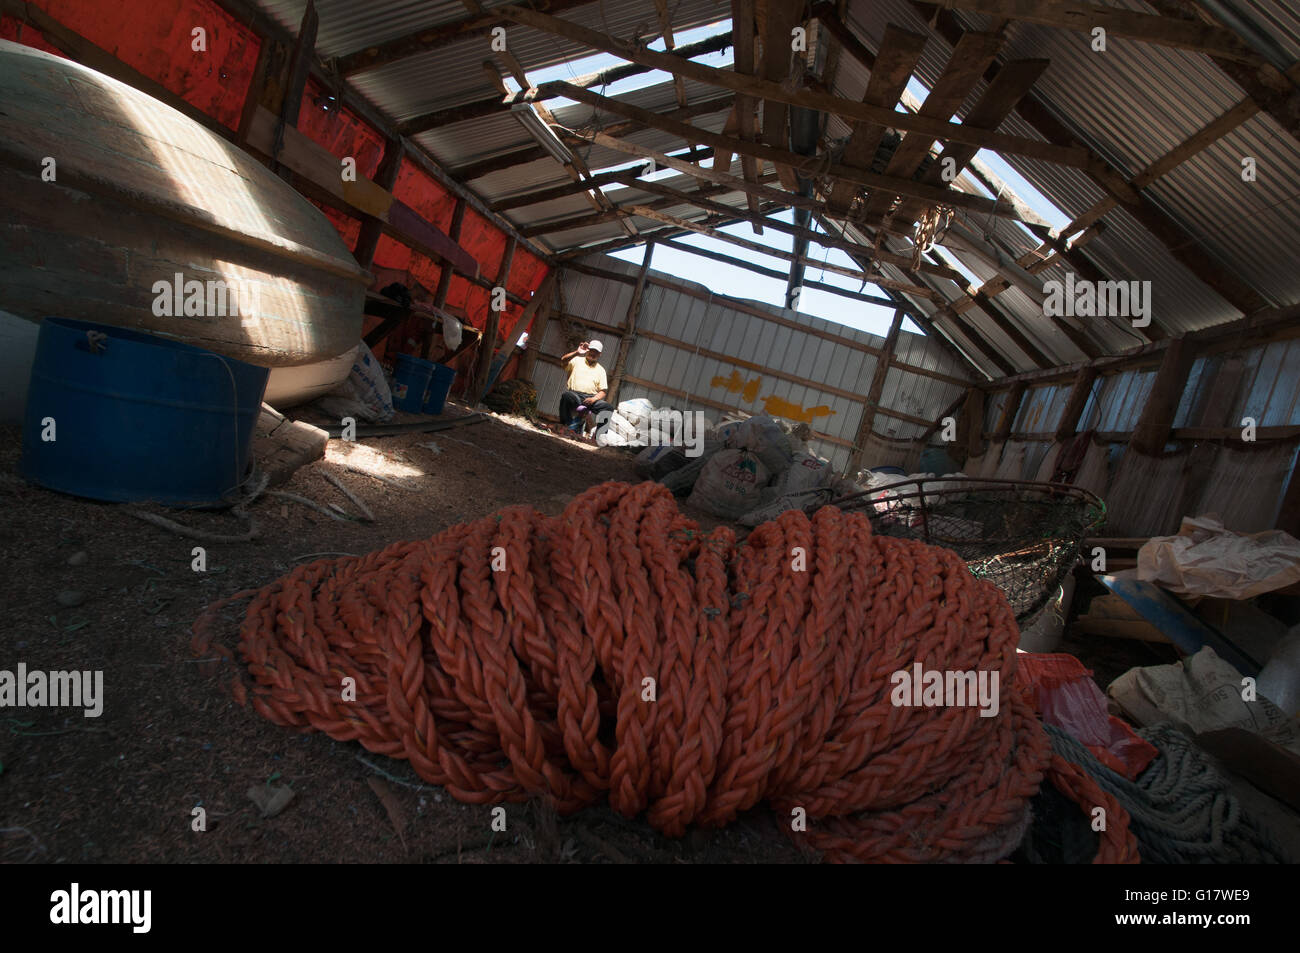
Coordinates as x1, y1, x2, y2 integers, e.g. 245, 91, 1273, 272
835, 0, 1300, 377
252, 0, 1300, 380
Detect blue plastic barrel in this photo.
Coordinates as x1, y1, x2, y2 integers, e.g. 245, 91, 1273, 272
20, 318, 268, 505
423, 362, 456, 415
392, 352, 434, 412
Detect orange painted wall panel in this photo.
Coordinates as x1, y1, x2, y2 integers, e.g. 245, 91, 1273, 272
28, 0, 260, 129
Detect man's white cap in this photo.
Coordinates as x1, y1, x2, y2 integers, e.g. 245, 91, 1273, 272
587, 339, 604, 352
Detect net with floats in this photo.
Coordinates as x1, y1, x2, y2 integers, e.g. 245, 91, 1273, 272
820, 477, 1106, 624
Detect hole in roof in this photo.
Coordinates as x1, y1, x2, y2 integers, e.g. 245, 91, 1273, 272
605, 211, 914, 337
502, 21, 732, 108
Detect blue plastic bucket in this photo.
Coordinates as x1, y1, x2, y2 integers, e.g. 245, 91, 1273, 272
20, 318, 269, 505
392, 352, 434, 412
423, 363, 456, 415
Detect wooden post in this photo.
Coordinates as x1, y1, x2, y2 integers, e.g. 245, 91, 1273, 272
353, 137, 404, 270
954, 387, 986, 464
607, 242, 656, 405
1130, 337, 1196, 455
1054, 366, 1099, 441
992, 381, 1027, 443
848, 309, 905, 473
471, 237, 517, 401
271, 1, 318, 181
237, 34, 289, 148
1277, 457, 1300, 537
519, 272, 558, 383
424, 199, 467, 360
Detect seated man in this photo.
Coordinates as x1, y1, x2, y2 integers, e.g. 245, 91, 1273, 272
558, 340, 612, 438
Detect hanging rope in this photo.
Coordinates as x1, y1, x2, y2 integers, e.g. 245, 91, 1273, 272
194, 481, 1138, 863
913, 204, 954, 270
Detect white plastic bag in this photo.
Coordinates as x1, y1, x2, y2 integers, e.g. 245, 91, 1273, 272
617, 398, 654, 430
687, 449, 769, 519
323, 340, 393, 422
774, 451, 830, 494
729, 414, 793, 476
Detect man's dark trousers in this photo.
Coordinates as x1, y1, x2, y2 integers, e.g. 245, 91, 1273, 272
559, 391, 613, 432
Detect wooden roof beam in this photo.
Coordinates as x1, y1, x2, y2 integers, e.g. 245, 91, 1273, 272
496, 4, 1090, 167
554, 83, 1042, 222
913, 2, 1271, 318
397, 31, 735, 135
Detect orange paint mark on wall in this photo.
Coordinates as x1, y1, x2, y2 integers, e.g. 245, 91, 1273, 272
711, 370, 762, 402
760, 395, 835, 424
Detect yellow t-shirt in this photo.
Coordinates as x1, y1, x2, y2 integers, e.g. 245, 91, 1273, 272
566, 356, 608, 395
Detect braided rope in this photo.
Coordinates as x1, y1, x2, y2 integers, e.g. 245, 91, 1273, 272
1047, 723, 1288, 864
195, 481, 1137, 862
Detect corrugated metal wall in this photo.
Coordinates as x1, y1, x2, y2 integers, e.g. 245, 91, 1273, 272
532, 258, 972, 472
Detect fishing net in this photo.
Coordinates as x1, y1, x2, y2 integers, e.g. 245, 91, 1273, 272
824, 478, 1106, 624
483, 378, 539, 419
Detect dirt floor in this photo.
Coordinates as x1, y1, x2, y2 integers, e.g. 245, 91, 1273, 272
4, 402, 1297, 865
0, 402, 807, 864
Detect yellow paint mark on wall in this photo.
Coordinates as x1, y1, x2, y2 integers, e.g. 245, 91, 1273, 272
711, 370, 762, 403
760, 395, 836, 424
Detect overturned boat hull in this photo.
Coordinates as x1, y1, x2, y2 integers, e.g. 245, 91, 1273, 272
0, 40, 367, 417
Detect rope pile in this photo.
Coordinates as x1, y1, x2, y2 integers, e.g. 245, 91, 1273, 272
195, 481, 1137, 863
1043, 724, 1288, 864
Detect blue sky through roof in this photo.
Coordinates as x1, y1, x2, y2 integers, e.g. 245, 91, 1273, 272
534, 26, 1071, 341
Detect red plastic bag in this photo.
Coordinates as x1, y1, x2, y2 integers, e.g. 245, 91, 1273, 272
1015, 652, 1158, 781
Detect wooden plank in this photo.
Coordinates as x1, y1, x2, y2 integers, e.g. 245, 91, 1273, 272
849, 309, 906, 472
611, 175, 964, 280
471, 237, 517, 400
499, 7, 1090, 167
759, 0, 806, 189
624, 205, 941, 298
891, 58, 1049, 225
608, 243, 655, 404
860, 31, 1003, 223
826, 24, 929, 215
354, 137, 405, 270
556, 87, 1040, 220
270, 0, 318, 181
1130, 337, 1196, 454
1054, 366, 1099, 440
245, 106, 479, 278
730, 0, 764, 231
992, 381, 1027, 441
237, 32, 285, 146
253, 403, 328, 488
504, 271, 556, 384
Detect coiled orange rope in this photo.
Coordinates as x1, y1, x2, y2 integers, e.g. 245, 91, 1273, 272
195, 481, 1137, 863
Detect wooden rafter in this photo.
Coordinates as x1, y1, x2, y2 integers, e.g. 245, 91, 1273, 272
656, 238, 901, 309
554, 84, 1039, 221
826, 24, 928, 215
652, 0, 688, 108
911, 2, 1270, 317
623, 206, 942, 298
496, 5, 1089, 167
397, 31, 735, 135
889, 57, 1048, 226
859, 31, 1003, 223
725, 0, 765, 232
599, 174, 965, 280
759, 0, 807, 190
